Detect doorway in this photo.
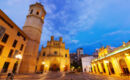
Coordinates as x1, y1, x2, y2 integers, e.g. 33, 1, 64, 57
119, 59, 129, 74
40, 65, 44, 73
108, 62, 115, 74
101, 63, 106, 73
49, 64, 60, 72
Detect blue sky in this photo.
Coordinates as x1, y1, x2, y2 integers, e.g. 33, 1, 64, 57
0, 0, 130, 55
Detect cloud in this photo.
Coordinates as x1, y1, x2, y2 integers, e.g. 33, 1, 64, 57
39, 0, 106, 47
103, 30, 130, 36
71, 40, 79, 44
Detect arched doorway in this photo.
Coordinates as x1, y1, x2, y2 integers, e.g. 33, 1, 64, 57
119, 59, 129, 74
64, 65, 68, 71
12, 61, 18, 73
101, 63, 106, 73
108, 62, 115, 74
40, 65, 44, 73
49, 64, 60, 72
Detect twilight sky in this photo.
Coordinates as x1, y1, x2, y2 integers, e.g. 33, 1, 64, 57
0, 0, 130, 55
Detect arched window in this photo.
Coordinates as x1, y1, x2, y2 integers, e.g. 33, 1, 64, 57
65, 54, 67, 57
54, 51, 57, 55
43, 52, 45, 56
36, 11, 40, 15
30, 9, 33, 14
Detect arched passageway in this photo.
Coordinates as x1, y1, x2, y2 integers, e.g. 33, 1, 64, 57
49, 64, 60, 72
108, 62, 115, 74
40, 65, 44, 73
119, 59, 129, 74
101, 63, 106, 73
64, 65, 68, 71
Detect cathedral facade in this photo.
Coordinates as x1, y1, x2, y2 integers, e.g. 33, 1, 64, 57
36, 36, 70, 72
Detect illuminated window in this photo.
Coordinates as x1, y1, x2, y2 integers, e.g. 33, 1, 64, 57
1, 33, 9, 43
41, 15, 44, 19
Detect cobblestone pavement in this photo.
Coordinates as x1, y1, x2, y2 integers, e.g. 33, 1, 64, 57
41, 72, 130, 80
0, 72, 130, 80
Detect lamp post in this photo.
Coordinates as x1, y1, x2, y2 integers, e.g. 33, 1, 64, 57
42, 62, 45, 65
14, 54, 22, 73
15, 54, 22, 60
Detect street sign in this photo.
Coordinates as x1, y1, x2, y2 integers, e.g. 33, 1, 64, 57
0, 26, 5, 38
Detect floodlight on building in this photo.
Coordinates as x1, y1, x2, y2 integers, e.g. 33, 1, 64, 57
45, 65, 48, 67
104, 60, 109, 63
42, 62, 45, 64
15, 54, 22, 60
62, 65, 65, 68
125, 53, 129, 56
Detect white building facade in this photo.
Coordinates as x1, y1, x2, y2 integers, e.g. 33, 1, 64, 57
81, 56, 96, 72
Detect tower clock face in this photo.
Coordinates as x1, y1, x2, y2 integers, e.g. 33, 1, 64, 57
0, 26, 5, 38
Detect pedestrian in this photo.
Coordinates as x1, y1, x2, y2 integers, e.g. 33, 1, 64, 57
6, 73, 14, 80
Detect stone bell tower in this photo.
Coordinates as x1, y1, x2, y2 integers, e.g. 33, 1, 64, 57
19, 3, 46, 73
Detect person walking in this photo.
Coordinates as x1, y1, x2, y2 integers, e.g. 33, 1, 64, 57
6, 73, 14, 80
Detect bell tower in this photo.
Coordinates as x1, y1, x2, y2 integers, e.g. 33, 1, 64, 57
19, 3, 46, 73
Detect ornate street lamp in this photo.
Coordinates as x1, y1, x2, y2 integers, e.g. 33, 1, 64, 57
15, 54, 22, 60
42, 62, 45, 65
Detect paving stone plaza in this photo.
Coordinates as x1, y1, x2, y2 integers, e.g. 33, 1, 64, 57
1, 72, 130, 80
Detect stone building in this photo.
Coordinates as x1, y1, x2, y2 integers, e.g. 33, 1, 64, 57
0, 10, 29, 74
36, 36, 70, 72
77, 48, 83, 60
19, 3, 46, 73
91, 41, 130, 76
81, 56, 96, 72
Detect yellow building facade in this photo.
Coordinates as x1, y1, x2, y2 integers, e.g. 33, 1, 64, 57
91, 41, 130, 76
0, 10, 28, 74
37, 36, 70, 72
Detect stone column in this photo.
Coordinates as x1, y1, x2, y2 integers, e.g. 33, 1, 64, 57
98, 62, 103, 73
111, 57, 122, 76
125, 55, 130, 72
103, 61, 109, 75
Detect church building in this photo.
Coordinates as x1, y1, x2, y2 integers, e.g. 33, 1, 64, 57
36, 36, 70, 72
